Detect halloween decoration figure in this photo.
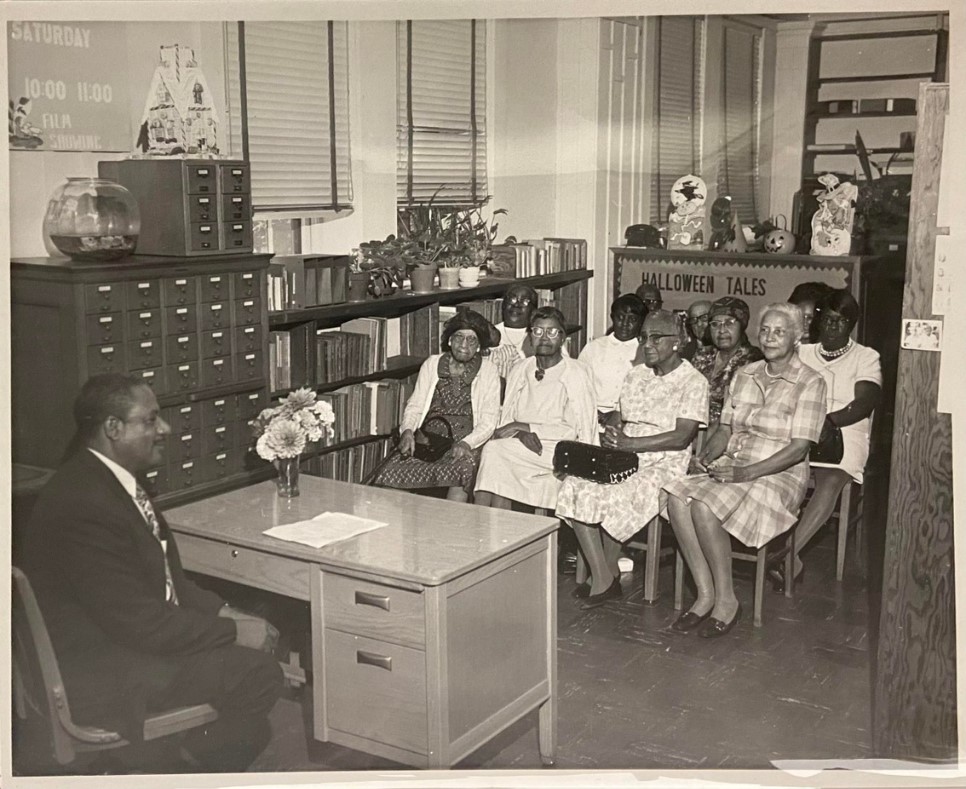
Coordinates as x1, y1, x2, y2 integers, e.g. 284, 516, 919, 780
667, 175, 708, 251
707, 196, 735, 251
810, 173, 858, 256
764, 228, 796, 254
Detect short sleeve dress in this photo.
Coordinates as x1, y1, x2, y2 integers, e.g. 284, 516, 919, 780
664, 356, 827, 548
691, 341, 764, 424
555, 360, 709, 541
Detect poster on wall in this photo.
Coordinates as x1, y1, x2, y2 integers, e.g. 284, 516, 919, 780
8, 21, 131, 152
613, 249, 853, 336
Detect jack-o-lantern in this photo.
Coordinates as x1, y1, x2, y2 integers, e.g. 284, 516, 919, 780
764, 229, 796, 254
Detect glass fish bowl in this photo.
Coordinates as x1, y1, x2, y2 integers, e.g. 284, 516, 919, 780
43, 177, 140, 261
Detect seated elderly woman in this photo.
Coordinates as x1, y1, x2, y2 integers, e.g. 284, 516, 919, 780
578, 293, 647, 423
772, 289, 882, 590
556, 310, 709, 609
475, 306, 597, 511
664, 303, 827, 637
690, 297, 764, 426
372, 310, 500, 502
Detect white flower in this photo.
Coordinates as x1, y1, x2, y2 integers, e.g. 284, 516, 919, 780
249, 387, 337, 461
256, 417, 307, 461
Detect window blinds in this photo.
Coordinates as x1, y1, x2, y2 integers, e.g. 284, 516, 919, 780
226, 21, 352, 213
721, 21, 761, 225
651, 17, 704, 224
397, 20, 487, 206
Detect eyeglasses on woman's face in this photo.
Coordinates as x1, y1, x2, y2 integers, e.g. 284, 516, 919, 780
530, 326, 563, 339
639, 332, 677, 345
708, 317, 739, 330
450, 332, 480, 348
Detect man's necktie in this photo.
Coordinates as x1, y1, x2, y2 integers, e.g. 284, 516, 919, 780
134, 485, 179, 605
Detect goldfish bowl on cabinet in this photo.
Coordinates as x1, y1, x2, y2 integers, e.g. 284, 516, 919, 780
43, 178, 140, 261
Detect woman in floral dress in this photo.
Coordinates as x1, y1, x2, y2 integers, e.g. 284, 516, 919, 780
555, 310, 709, 609
373, 310, 500, 502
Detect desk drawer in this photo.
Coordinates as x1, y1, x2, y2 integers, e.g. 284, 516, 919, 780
324, 629, 427, 754
175, 533, 310, 602
323, 573, 425, 648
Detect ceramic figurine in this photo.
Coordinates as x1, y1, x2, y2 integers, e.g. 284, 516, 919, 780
707, 196, 736, 251
667, 174, 707, 251
810, 173, 858, 256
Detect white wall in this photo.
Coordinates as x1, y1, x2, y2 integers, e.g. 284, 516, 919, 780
9, 22, 226, 258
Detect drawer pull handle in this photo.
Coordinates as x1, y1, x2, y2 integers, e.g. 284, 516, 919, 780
231, 549, 239, 558
356, 651, 392, 671
354, 591, 390, 611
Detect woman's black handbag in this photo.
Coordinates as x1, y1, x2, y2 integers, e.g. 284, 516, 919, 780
413, 416, 455, 463
810, 420, 844, 464
552, 441, 639, 484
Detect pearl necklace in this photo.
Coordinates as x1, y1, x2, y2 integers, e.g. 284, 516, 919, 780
819, 338, 853, 360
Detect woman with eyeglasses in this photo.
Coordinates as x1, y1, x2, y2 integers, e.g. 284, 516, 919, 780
556, 310, 709, 608
664, 304, 827, 637
772, 289, 881, 591
690, 297, 764, 426
371, 310, 500, 502
474, 306, 597, 511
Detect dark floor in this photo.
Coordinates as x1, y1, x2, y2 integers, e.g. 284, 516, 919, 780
250, 521, 874, 773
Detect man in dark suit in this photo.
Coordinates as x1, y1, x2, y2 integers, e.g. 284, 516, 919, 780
20, 373, 283, 773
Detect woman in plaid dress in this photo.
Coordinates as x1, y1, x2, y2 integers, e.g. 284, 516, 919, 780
664, 303, 827, 637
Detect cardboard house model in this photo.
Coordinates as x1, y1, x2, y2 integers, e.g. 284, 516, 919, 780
136, 44, 220, 156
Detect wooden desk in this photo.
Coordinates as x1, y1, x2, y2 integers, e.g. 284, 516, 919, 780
164, 477, 558, 768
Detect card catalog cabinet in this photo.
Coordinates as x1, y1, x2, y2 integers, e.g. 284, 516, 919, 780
98, 159, 253, 257
11, 253, 272, 507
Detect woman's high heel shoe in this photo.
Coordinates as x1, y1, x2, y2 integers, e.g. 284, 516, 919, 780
578, 576, 622, 610
697, 603, 742, 638
670, 608, 712, 633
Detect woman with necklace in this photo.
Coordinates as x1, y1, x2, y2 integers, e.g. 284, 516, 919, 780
556, 311, 709, 609
774, 289, 881, 591
372, 310, 500, 502
690, 297, 764, 426
664, 303, 827, 637
475, 306, 597, 511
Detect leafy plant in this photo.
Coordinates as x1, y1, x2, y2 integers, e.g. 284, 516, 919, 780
854, 131, 912, 232
396, 193, 509, 268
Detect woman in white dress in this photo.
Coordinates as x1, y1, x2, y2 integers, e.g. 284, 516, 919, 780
475, 307, 597, 510
556, 310, 709, 609
773, 289, 881, 590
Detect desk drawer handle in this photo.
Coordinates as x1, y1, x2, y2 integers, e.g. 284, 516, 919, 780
354, 591, 390, 611
231, 549, 239, 558
356, 651, 392, 671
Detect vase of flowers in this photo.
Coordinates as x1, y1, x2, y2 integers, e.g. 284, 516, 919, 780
249, 387, 336, 498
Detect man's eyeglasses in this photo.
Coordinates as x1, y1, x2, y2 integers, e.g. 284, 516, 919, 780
531, 326, 563, 339
639, 332, 677, 345
709, 317, 739, 330
506, 296, 533, 307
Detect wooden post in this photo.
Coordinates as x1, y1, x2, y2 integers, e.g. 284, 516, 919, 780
873, 83, 956, 759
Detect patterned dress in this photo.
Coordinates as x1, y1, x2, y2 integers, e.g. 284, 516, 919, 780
373, 355, 481, 492
664, 357, 827, 548
691, 342, 764, 424
556, 360, 709, 541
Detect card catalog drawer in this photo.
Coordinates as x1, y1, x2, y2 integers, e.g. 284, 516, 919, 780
200, 356, 232, 388
164, 403, 201, 434
165, 305, 197, 334
87, 343, 125, 375
128, 309, 162, 340
190, 222, 218, 252
168, 361, 200, 394
166, 333, 198, 363
142, 466, 169, 498
235, 324, 262, 353
206, 448, 239, 482
128, 338, 162, 371
133, 367, 165, 396
235, 350, 263, 383
164, 277, 196, 306
188, 195, 217, 223
199, 302, 229, 332
232, 297, 260, 327
200, 274, 230, 304
174, 534, 310, 601
202, 396, 235, 426
237, 390, 268, 421
168, 431, 201, 463
85, 312, 122, 345
201, 329, 231, 358
223, 221, 252, 251
323, 574, 425, 648
84, 282, 122, 314
202, 422, 236, 455
234, 271, 259, 300
126, 279, 161, 310
223, 194, 250, 222
220, 164, 250, 193
324, 630, 427, 753
169, 458, 202, 491
186, 163, 217, 194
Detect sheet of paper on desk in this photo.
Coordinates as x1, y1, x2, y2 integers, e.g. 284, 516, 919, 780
263, 512, 388, 549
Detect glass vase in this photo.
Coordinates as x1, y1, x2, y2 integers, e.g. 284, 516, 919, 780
43, 177, 140, 261
276, 456, 301, 498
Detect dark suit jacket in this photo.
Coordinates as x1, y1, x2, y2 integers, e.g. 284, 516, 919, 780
20, 449, 237, 739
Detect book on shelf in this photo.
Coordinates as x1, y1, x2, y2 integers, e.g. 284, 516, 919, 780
316, 379, 414, 446
500, 238, 587, 278
303, 436, 394, 484
268, 254, 349, 311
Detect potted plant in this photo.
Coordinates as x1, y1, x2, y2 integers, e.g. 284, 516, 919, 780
853, 131, 912, 252
454, 202, 507, 287
353, 236, 414, 298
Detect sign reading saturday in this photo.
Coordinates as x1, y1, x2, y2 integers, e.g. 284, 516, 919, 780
613, 248, 854, 335
8, 21, 131, 152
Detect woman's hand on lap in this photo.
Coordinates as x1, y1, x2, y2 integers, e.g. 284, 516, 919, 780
398, 430, 415, 457
516, 431, 543, 455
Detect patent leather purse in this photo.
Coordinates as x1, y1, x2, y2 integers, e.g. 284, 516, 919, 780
552, 440, 639, 484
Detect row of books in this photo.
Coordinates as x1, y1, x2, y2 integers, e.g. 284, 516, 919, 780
269, 304, 440, 391
303, 436, 394, 484
267, 254, 351, 312
315, 379, 415, 446
491, 238, 588, 279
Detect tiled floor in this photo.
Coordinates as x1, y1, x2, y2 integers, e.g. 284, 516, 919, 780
251, 521, 874, 773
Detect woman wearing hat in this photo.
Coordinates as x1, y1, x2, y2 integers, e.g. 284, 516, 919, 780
372, 309, 501, 502
690, 297, 764, 426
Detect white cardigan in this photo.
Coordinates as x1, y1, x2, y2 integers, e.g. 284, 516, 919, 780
398, 354, 501, 450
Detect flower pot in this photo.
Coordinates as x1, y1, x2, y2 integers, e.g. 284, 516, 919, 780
348, 271, 369, 302
438, 267, 460, 290
276, 456, 301, 498
43, 177, 140, 260
458, 266, 481, 288
409, 266, 437, 294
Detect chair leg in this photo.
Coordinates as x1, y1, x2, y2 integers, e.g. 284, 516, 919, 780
643, 517, 662, 603
784, 528, 796, 599
836, 484, 852, 581
674, 550, 684, 611
753, 549, 766, 627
